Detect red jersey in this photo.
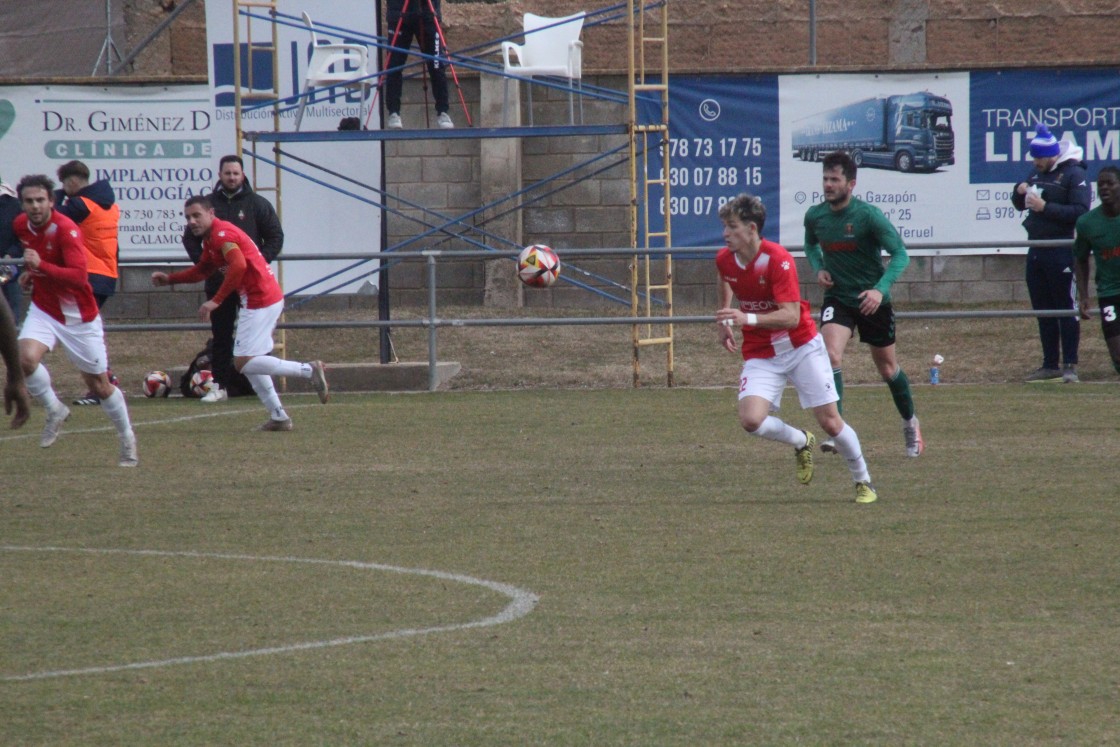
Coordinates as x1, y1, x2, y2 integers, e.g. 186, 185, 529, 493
172, 218, 283, 308
716, 240, 817, 360
13, 210, 100, 324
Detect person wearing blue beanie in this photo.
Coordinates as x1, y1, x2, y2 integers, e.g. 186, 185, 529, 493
1011, 124, 1091, 382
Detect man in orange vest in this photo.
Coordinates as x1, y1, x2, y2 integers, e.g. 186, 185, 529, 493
55, 160, 121, 405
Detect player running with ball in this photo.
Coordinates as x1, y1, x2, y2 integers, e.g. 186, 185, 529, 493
715, 193, 877, 503
152, 195, 328, 431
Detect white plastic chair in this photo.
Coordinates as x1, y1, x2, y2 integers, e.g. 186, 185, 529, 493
501, 11, 585, 126
294, 11, 371, 131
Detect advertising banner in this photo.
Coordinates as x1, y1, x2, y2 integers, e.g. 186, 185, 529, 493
639, 75, 779, 249
205, 0, 382, 294
648, 68, 1120, 254
0, 84, 214, 258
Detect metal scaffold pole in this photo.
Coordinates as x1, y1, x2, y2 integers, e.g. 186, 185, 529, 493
232, 0, 287, 363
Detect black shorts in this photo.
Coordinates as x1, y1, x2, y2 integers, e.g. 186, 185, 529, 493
1099, 294, 1120, 341
820, 297, 896, 348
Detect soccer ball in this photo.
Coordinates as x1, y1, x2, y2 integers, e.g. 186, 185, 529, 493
190, 369, 215, 397
517, 244, 561, 288
143, 370, 172, 398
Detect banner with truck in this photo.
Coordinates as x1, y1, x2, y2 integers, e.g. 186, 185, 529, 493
645, 68, 1120, 252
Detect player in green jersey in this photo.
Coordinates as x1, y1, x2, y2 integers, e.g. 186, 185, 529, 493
1073, 166, 1120, 377
803, 151, 923, 457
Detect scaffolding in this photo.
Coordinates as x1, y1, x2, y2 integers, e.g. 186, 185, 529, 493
228, 0, 674, 385
231, 0, 287, 361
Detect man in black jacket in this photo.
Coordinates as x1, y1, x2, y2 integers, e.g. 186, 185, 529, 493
183, 155, 284, 401
1011, 124, 1091, 383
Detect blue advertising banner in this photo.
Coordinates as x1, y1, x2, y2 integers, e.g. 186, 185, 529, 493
651, 68, 1120, 253
970, 69, 1120, 184
640, 75, 780, 248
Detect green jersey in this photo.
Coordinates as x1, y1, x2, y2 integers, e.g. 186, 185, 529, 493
803, 197, 909, 307
1073, 206, 1120, 298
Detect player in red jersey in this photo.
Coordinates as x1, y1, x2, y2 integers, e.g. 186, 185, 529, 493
714, 193, 876, 503
151, 195, 328, 431
13, 175, 137, 465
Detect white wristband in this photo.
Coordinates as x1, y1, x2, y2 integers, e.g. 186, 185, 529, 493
745, 313, 758, 327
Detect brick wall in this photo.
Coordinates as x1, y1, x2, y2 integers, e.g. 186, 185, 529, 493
105, 1, 1119, 317
132, 2, 1120, 78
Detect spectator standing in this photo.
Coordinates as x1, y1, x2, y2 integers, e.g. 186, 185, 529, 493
383, 0, 453, 130
54, 160, 121, 404
1073, 166, 1120, 379
1010, 124, 1091, 383
184, 155, 284, 403
803, 151, 923, 458
716, 193, 877, 504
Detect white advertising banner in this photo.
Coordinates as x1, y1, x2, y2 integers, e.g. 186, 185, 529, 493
0, 84, 213, 259
778, 73, 971, 249
204, 0, 383, 295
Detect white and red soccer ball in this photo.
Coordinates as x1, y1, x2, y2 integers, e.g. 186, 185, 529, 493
143, 370, 172, 398
517, 244, 561, 288
189, 369, 215, 397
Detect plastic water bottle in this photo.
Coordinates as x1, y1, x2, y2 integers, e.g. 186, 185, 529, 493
930, 354, 944, 385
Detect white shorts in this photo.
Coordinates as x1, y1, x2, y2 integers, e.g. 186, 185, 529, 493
234, 299, 283, 358
737, 334, 838, 410
19, 303, 109, 375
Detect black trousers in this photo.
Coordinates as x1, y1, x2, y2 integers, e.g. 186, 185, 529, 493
384, 4, 450, 115
208, 291, 255, 396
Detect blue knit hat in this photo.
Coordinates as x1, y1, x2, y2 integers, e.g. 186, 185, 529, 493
1030, 125, 1061, 158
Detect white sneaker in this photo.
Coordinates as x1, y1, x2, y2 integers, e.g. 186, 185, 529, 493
437, 112, 453, 129
119, 432, 139, 467
41, 404, 70, 448
309, 360, 329, 404
386, 112, 402, 129
903, 416, 924, 457
200, 385, 227, 403
819, 438, 839, 454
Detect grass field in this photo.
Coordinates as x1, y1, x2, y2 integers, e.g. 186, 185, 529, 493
2, 381, 1118, 745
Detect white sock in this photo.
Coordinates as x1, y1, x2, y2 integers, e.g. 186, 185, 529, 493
751, 415, 807, 448
240, 356, 310, 379
832, 423, 872, 483
26, 364, 63, 412
99, 386, 134, 438
245, 373, 289, 421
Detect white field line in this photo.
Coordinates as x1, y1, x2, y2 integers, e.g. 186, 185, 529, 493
1, 546, 539, 682
0, 402, 330, 443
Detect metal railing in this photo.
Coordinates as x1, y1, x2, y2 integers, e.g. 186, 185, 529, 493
5, 240, 1085, 391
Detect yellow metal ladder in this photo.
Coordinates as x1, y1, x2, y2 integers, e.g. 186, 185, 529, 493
231, 0, 286, 362
627, 0, 673, 387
